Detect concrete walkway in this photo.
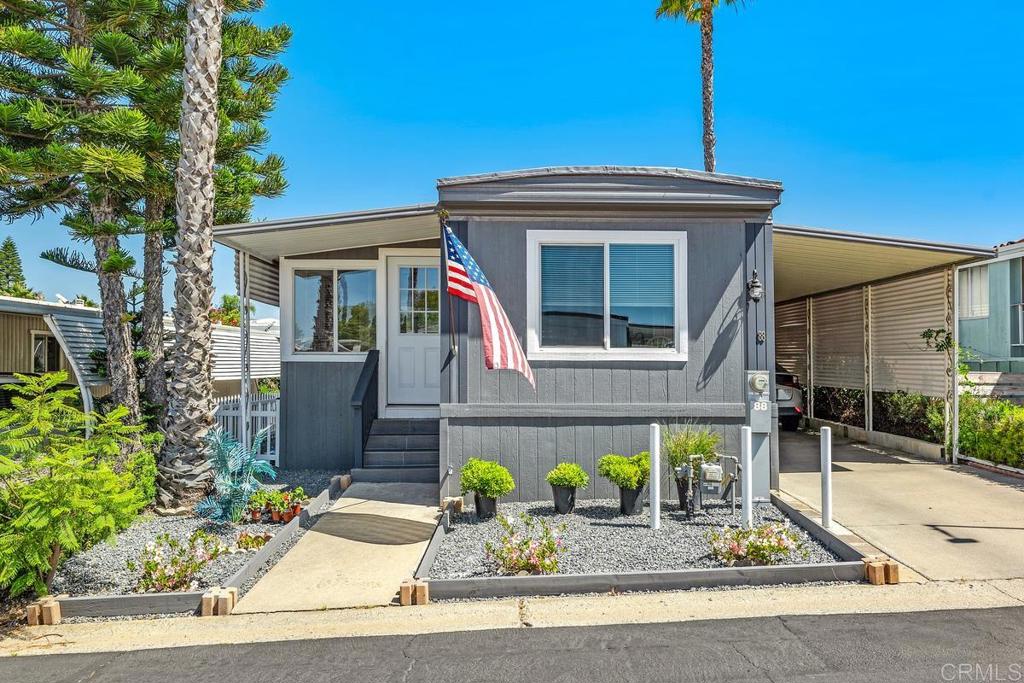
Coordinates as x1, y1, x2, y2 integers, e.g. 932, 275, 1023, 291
233, 483, 440, 613
779, 431, 1024, 582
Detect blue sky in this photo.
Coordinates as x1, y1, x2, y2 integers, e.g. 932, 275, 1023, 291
7, 0, 1024, 316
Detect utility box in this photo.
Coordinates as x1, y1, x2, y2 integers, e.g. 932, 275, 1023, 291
746, 370, 773, 500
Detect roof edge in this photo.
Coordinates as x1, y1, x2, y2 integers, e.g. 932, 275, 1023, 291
214, 203, 438, 236
437, 166, 784, 191
773, 224, 994, 257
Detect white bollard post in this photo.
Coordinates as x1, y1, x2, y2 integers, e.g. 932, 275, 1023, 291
820, 426, 833, 529
649, 423, 661, 530
741, 426, 753, 529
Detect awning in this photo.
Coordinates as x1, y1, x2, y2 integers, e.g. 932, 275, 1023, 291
774, 225, 993, 302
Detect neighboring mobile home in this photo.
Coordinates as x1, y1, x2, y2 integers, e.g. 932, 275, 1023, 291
0, 295, 280, 410
216, 166, 991, 501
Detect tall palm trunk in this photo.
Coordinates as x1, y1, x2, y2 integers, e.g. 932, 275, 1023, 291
159, 0, 225, 508
141, 196, 168, 423
92, 193, 141, 423
699, 9, 716, 173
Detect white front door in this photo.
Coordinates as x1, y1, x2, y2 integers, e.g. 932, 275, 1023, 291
387, 258, 441, 406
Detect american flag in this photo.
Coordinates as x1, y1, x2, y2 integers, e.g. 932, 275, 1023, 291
444, 225, 535, 388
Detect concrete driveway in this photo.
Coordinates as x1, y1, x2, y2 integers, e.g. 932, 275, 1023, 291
779, 431, 1024, 582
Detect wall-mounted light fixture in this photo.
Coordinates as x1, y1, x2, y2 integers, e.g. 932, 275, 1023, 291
746, 268, 764, 303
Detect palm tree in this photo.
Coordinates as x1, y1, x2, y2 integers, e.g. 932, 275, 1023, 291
656, 0, 746, 173
160, 0, 227, 506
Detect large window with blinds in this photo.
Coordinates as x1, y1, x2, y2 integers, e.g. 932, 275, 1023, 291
526, 231, 687, 361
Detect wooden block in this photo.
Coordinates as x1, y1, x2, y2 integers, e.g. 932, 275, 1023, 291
452, 498, 464, 514
884, 561, 900, 585
201, 592, 216, 617
399, 580, 414, 607
216, 590, 232, 616
414, 581, 429, 605
339, 474, 352, 490
865, 562, 886, 585
41, 600, 61, 625
26, 603, 41, 626
226, 586, 239, 609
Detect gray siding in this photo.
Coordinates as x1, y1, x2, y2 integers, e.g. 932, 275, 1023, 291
441, 217, 754, 502
460, 218, 747, 407
445, 418, 744, 502
280, 361, 362, 470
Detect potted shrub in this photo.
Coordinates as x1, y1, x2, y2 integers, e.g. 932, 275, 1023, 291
545, 462, 589, 514
269, 491, 287, 522
598, 452, 650, 516
247, 490, 269, 522
460, 458, 515, 519
663, 426, 721, 509
289, 486, 306, 515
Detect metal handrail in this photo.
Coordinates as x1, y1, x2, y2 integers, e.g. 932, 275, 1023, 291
350, 350, 380, 469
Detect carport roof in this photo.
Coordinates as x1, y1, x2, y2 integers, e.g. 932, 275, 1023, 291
774, 224, 994, 302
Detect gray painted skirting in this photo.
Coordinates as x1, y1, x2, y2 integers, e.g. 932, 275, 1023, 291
57, 482, 339, 619
426, 562, 865, 600
441, 403, 747, 419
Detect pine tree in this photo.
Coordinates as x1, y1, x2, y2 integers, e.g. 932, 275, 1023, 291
0, 0, 151, 420
0, 236, 40, 299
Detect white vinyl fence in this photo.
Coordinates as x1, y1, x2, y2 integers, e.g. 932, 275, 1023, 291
214, 392, 279, 464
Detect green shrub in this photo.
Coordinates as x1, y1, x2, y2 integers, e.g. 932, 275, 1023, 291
130, 447, 158, 504
545, 462, 590, 489
597, 452, 650, 491
485, 512, 567, 575
812, 387, 865, 427
460, 458, 515, 499
663, 426, 721, 470
871, 390, 945, 444
0, 372, 147, 597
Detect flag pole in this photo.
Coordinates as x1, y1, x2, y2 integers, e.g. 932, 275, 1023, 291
439, 209, 458, 364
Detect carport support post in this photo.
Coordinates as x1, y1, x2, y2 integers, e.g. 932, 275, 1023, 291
741, 426, 753, 529
649, 423, 661, 530
820, 426, 833, 529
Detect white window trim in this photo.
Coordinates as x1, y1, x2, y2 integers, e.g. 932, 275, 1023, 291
525, 230, 688, 362
30, 329, 62, 373
280, 259, 381, 362
958, 265, 989, 320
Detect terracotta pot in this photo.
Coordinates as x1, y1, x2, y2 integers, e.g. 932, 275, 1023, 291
291, 503, 302, 515
282, 509, 294, 523
271, 509, 281, 522
250, 509, 261, 522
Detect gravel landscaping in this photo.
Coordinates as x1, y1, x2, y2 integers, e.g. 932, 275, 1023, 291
51, 470, 336, 598
429, 499, 840, 579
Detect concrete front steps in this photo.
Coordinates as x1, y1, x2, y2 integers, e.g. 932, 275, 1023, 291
350, 418, 439, 484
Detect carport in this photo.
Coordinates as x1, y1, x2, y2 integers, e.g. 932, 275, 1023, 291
772, 224, 993, 461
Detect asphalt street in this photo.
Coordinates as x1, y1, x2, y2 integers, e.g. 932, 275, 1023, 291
2, 606, 1023, 683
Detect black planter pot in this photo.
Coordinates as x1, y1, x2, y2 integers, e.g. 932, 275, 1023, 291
551, 484, 577, 514
618, 485, 645, 516
474, 493, 498, 519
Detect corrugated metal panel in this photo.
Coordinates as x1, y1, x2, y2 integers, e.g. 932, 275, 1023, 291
48, 311, 107, 386
234, 252, 279, 307
775, 300, 807, 384
870, 271, 948, 397
0, 312, 73, 374
811, 289, 864, 389
209, 324, 280, 380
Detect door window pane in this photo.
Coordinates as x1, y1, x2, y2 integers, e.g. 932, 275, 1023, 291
610, 244, 675, 348
293, 270, 334, 352
337, 270, 376, 352
540, 245, 604, 347
398, 266, 439, 336
32, 334, 58, 373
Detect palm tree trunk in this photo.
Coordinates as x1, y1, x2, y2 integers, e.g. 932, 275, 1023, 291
159, 0, 225, 508
700, 8, 716, 174
141, 196, 168, 424
92, 193, 141, 423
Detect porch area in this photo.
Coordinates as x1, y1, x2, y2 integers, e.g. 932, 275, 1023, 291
216, 204, 445, 484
